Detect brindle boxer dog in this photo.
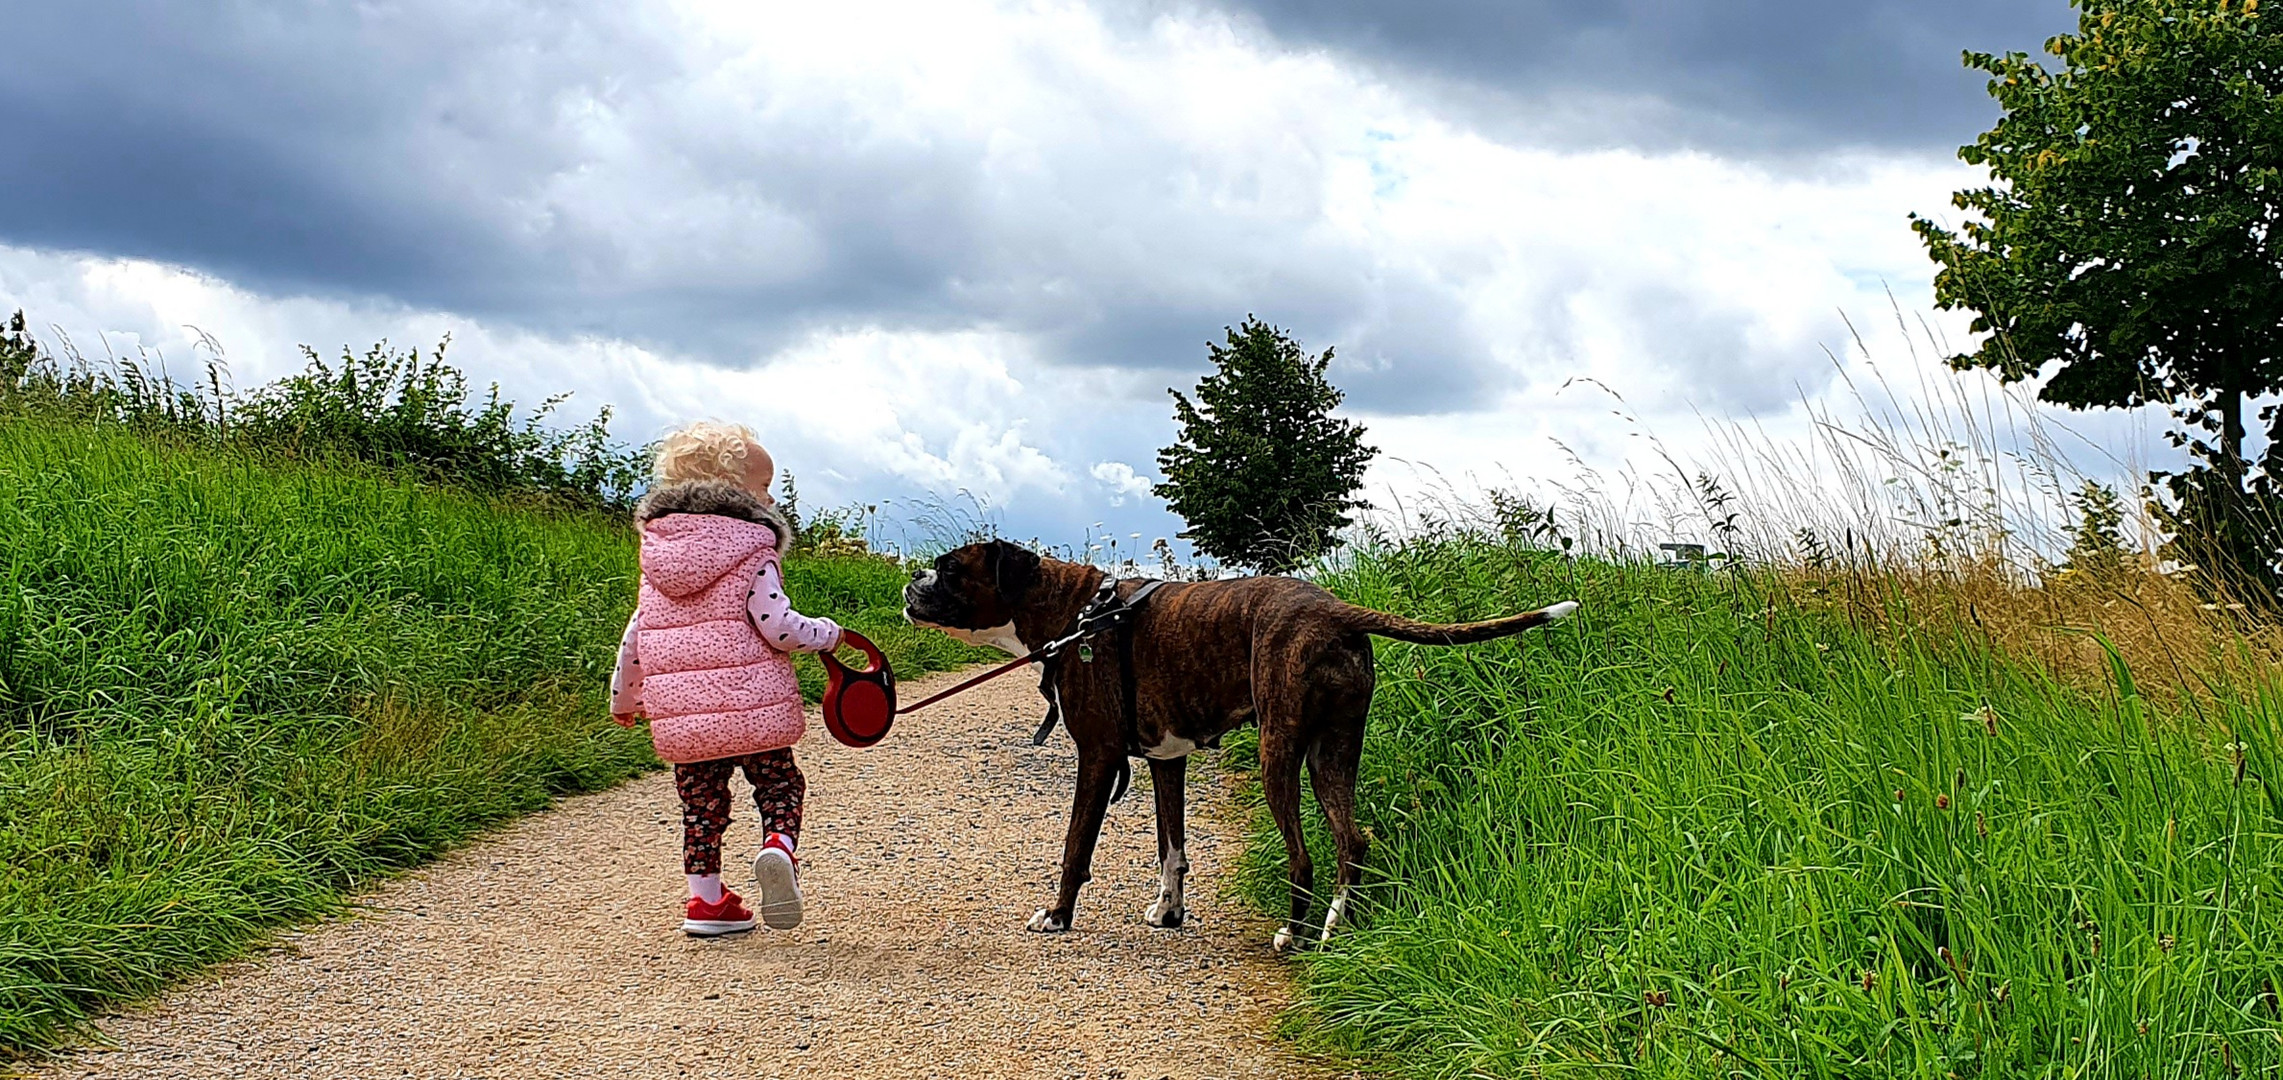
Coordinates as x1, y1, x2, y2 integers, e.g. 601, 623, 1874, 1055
903, 540, 1579, 950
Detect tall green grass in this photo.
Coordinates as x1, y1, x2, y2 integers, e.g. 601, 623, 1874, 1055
1236, 538, 2283, 1078
0, 419, 984, 1061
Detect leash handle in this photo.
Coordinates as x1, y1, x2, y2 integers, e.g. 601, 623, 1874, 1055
820, 629, 897, 747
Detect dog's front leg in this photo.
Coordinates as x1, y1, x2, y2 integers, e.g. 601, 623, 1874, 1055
1028, 748, 1122, 933
1144, 755, 1189, 928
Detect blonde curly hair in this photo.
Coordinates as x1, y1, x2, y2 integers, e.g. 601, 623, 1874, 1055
652, 420, 775, 494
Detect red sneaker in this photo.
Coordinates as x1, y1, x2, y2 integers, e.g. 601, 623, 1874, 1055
752, 833, 803, 930
682, 887, 757, 936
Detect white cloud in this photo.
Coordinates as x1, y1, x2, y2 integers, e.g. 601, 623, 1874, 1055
1090, 461, 1157, 505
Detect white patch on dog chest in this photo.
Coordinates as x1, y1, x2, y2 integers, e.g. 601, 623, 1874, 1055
940, 621, 1025, 656
1142, 734, 1197, 760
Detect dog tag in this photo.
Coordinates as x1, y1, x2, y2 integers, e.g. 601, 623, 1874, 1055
1078, 644, 1095, 664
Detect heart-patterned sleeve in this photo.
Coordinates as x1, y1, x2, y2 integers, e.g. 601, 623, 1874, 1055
609, 611, 643, 717
746, 559, 844, 653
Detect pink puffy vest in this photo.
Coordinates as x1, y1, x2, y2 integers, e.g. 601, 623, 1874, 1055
634, 513, 806, 763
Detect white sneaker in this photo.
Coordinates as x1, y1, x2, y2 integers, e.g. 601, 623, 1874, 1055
753, 833, 803, 930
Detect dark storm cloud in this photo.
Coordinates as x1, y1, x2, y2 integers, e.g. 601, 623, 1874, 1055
1201, 0, 2079, 155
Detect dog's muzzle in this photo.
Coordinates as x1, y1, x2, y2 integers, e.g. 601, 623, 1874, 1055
902, 570, 944, 625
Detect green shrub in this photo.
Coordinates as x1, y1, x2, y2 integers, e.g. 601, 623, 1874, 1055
0, 311, 645, 513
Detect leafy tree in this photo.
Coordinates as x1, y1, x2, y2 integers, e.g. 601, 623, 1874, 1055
2062, 480, 2136, 580
1912, 0, 2283, 607
1155, 317, 1377, 573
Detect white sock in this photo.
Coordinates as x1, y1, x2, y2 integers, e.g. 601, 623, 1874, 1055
688, 873, 724, 903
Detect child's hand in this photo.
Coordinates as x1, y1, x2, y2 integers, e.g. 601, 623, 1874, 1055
612, 711, 642, 728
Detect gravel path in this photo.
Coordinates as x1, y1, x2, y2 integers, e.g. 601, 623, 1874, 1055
34, 668, 1353, 1080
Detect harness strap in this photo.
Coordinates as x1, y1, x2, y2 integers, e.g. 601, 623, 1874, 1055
1109, 607, 1141, 803
1107, 580, 1166, 803
1028, 577, 1165, 750
1030, 658, 1062, 746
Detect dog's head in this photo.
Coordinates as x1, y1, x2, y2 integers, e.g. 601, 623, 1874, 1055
903, 539, 1041, 640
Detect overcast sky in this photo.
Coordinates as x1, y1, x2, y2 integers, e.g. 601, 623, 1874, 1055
7, 0, 2151, 558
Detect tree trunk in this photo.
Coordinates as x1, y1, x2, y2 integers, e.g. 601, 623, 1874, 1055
2220, 386, 2246, 482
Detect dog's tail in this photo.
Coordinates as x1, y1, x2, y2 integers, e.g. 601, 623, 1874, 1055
1340, 599, 1580, 645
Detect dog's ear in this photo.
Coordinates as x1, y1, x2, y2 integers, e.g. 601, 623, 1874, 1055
986, 540, 1040, 604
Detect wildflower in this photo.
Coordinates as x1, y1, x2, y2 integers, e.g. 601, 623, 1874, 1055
1936, 793, 1951, 810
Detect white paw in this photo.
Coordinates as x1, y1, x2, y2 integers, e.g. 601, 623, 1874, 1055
1026, 908, 1069, 933
1143, 898, 1185, 928
1319, 893, 1350, 944
1545, 600, 1581, 621
1271, 926, 1297, 953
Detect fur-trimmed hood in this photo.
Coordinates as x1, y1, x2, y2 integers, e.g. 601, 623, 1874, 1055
635, 480, 791, 547
634, 481, 793, 598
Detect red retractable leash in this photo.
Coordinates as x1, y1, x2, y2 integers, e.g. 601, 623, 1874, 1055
818, 630, 897, 748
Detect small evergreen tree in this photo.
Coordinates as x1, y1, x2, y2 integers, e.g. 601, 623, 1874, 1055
1155, 318, 1377, 573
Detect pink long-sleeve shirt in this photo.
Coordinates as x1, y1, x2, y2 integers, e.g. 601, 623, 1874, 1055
609, 560, 841, 719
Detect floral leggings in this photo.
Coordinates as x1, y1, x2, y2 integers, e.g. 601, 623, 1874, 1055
674, 749, 805, 875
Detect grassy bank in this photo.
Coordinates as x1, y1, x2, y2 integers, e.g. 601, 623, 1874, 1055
0, 420, 983, 1061
1234, 538, 2283, 1078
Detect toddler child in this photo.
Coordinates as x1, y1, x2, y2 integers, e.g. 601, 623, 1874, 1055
609, 421, 843, 935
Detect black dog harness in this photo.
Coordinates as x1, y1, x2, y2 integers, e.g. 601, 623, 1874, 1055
1033, 577, 1166, 803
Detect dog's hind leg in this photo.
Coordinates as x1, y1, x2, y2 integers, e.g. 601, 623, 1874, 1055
1144, 756, 1189, 928
1308, 709, 1369, 944
1260, 728, 1315, 953
1028, 747, 1122, 934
